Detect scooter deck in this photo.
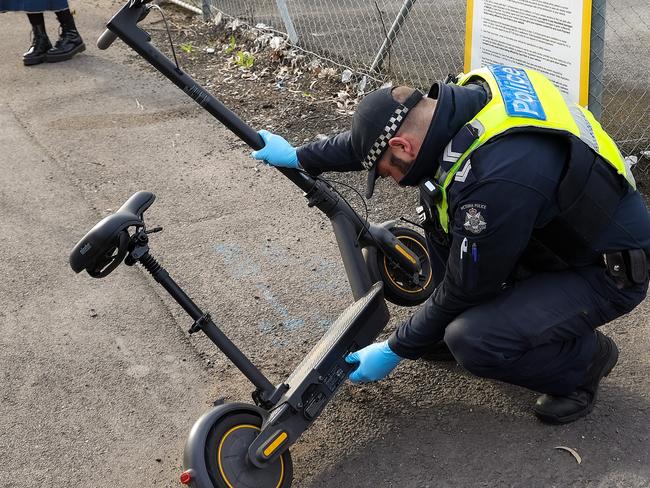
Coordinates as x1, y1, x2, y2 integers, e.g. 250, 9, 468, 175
247, 282, 390, 465
285, 281, 388, 393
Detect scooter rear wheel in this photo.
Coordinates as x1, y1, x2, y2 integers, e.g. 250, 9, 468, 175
204, 410, 293, 488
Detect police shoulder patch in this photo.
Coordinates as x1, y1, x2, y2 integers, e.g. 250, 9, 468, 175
489, 65, 547, 121
461, 202, 488, 234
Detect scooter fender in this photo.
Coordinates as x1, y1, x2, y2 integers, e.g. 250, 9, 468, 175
182, 402, 268, 487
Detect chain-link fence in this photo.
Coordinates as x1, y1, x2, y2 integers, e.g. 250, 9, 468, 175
594, 0, 650, 158
173, 0, 650, 158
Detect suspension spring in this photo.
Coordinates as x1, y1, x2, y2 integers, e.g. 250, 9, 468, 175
139, 252, 162, 276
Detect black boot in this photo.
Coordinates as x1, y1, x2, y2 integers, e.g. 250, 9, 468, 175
47, 9, 85, 63
23, 16, 52, 66
533, 331, 619, 424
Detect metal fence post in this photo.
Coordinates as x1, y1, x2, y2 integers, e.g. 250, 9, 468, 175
201, 0, 211, 21
165, 0, 202, 15
370, 0, 417, 73
589, 0, 606, 120
275, 0, 299, 44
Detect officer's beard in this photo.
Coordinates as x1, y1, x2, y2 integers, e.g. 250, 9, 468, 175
391, 154, 415, 184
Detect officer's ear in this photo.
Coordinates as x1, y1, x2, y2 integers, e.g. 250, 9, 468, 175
388, 136, 417, 159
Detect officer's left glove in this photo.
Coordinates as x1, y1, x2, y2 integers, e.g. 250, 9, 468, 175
345, 340, 403, 383
250, 129, 300, 168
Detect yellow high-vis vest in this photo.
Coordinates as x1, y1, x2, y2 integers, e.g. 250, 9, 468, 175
435, 65, 635, 233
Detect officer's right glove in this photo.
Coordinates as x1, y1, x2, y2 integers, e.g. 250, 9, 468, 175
345, 340, 403, 383
250, 129, 299, 168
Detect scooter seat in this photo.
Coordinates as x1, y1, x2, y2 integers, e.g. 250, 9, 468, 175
118, 190, 156, 218
70, 191, 155, 277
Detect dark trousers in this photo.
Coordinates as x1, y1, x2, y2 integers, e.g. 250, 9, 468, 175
443, 265, 648, 395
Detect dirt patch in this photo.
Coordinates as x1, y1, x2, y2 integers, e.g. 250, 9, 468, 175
140, 7, 368, 146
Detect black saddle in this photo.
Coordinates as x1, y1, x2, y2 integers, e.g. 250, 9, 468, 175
70, 191, 155, 278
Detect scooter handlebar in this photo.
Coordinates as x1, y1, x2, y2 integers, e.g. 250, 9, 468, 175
97, 28, 118, 50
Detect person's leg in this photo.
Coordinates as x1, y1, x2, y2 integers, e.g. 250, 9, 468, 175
23, 12, 52, 66
46, 7, 85, 62
443, 265, 647, 421
533, 330, 619, 423
27, 13, 45, 25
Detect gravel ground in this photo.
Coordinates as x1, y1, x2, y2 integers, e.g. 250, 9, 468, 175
0, 1, 649, 487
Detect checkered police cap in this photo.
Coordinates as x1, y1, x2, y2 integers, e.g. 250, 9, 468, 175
350, 87, 423, 198
361, 104, 412, 170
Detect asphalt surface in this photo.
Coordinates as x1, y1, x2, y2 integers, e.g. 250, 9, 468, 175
1, 1, 650, 487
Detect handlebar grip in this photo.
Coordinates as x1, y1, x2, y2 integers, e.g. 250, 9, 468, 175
97, 28, 118, 50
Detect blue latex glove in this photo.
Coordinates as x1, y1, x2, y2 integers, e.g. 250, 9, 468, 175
250, 129, 299, 168
345, 340, 403, 383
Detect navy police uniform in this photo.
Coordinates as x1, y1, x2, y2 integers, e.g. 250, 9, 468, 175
296, 78, 650, 396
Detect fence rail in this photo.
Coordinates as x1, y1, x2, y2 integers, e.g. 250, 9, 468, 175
177, 0, 650, 158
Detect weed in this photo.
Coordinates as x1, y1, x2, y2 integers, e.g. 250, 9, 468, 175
180, 42, 194, 54
235, 51, 254, 69
225, 35, 236, 54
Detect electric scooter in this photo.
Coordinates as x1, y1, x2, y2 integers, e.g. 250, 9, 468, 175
70, 2, 436, 486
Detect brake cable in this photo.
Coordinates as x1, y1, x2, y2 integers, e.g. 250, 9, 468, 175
149, 3, 181, 69
301, 170, 427, 292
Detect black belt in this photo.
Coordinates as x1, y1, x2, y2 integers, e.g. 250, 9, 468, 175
603, 249, 649, 288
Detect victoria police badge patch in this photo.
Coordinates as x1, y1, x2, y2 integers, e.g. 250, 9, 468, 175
461, 203, 487, 234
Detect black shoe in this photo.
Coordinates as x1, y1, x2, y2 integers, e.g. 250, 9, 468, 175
46, 29, 85, 63
420, 341, 456, 362
533, 331, 619, 424
23, 24, 52, 66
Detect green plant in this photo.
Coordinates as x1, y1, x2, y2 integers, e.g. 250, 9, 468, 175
225, 35, 236, 54
179, 42, 194, 54
234, 51, 254, 69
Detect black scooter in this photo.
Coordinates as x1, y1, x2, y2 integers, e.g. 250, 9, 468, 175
70, 2, 436, 486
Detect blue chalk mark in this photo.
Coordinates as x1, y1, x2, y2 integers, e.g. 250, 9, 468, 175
214, 241, 344, 340
214, 243, 261, 279
314, 314, 334, 330
257, 285, 305, 331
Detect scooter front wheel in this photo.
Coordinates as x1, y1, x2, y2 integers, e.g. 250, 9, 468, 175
366, 226, 435, 307
204, 410, 293, 488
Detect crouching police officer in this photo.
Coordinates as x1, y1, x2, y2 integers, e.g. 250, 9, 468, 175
251, 65, 650, 424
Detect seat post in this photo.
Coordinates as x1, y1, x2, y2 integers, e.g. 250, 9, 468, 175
132, 242, 277, 400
